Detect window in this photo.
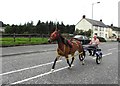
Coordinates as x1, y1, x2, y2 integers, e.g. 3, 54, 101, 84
94, 27, 98, 31
106, 34, 107, 38
99, 27, 101, 31
99, 32, 101, 37
102, 33, 104, 36
99, 32, 104, 37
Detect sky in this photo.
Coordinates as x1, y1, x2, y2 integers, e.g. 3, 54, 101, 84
0, 0, 119, 26
118, 1, 120, 27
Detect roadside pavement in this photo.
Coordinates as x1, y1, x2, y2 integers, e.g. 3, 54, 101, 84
1, 42, 107, 57
1, 44, 57, 57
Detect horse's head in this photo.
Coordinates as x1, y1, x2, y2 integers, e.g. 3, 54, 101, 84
48, 29, 60, 43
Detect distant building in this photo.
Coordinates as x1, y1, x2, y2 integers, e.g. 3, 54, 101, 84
75, 15, 120, 40
107, 24, 120, 38
75, 15, 108, 39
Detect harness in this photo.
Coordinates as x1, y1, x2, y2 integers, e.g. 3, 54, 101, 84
57, 41, 83, 58
54, 33, 83, 58
63, 39, 72, 48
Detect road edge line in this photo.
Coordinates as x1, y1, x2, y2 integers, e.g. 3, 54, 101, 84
10, 65, 74, 85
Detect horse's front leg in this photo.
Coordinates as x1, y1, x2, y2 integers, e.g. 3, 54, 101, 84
66, 56, 71, 68
51, 56, 60, 72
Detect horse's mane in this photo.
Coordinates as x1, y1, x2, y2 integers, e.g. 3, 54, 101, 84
56, 30, 71, 46
59, 34, 65, 43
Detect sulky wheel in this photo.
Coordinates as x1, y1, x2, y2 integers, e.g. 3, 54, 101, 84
96, 54, 102, 64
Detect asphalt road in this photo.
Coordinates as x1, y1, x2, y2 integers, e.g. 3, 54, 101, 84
1, 42, 119, 85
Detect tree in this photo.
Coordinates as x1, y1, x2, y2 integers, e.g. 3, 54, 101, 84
4, 20, 75, 35
74, 29, 92, 37
85, 29, 92, 37
69, 25, 75, 34
26, 21, 34, 34
5, 25, 12, 34
36, 20, 41, 34
49, 21, 55, 33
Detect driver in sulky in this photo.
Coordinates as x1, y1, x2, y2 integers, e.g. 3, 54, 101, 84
88, 35, 100, 56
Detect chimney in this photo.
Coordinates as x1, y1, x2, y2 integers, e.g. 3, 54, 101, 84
100, 19, 102, 22
111, 24, 113, 26
83, 15, 86, 18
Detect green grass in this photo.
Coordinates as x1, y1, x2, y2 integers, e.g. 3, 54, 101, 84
0, 37, 48, 47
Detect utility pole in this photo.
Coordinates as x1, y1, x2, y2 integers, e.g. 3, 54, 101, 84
91, 2, 100, 37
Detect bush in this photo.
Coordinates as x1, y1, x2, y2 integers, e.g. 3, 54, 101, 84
97, 37, 106, 42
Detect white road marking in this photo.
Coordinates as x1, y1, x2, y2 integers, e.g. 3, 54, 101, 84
102, 53, 112, 57
2, 51, 113, 84
108, 48, 117, 51
10, 52, 113, 84
92, 53, 112, 60
10, 65, 74, 85
1, 52, 113, 76
92, 57, 96, 59
0, 60, 62, 76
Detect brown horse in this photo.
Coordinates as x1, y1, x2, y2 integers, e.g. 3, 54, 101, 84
48, 29, 85, 72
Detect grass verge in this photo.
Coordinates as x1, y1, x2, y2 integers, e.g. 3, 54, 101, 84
0, 37, 48, 47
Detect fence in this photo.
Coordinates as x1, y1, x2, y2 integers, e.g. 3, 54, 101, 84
1, 33, 74, 40
1, 34, 49, 42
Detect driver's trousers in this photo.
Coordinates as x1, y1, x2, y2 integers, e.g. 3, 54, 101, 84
88, 45, 98, 56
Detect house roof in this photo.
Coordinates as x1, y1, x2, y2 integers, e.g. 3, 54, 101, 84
85, 18, 107, 27
107, 25, 120, 31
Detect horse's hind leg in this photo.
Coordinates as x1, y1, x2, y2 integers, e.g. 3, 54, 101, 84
71, 54, 75, 66
79, 52, 85, 65
83, 49, 86, 57
71, 57, 74, 65
82, 49, 86, 65
82, 54, 85, 65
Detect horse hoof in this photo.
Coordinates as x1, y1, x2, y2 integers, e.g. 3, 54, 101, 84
68, 66, 72, 69
82, 63, 84, 65
50, 69, 54, 73
82, 62, 85, 65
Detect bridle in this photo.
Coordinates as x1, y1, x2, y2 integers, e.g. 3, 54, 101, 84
48, 31, 60, 42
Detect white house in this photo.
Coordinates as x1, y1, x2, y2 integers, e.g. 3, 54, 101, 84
107, 24, 120, 38
75, 15, 110, 40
